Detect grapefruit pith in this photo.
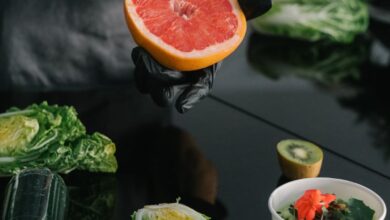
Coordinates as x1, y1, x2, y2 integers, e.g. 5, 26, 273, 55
124, 0, 247, 71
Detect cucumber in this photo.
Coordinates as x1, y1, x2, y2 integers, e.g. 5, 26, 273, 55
2, 168, 68, 220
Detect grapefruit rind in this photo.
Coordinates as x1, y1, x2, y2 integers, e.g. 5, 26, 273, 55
124, 0, 247, 71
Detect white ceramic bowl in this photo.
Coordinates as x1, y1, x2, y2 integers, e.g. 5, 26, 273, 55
268, 177, 387, 220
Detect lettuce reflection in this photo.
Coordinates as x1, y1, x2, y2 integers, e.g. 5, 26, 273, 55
247, 33, 368, 86
247, 22, 390, 161
64, 173, 117, 220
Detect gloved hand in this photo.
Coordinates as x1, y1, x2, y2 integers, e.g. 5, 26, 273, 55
131, 0, 271, 113
132, 47, 220, 113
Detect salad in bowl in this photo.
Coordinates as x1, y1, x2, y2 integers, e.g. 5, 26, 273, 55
269, 178, 387, 220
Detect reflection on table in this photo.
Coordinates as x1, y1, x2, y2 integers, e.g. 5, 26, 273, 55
0, 88, 226, 219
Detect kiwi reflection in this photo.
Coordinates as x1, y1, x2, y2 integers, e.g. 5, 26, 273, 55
118, 125, 226, 219
247, 33, 368, 86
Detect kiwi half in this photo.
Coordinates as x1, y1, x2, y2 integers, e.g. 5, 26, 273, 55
277, 139, 323, 180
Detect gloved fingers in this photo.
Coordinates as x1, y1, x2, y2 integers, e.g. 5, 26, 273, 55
200, 62, 221, 82
132, 47, 191, 84
131, 46, 221, 112
175, 82, 211, 113
136, 67, 179, 107
134, 58, 150, 94
175, 71, 215, 113
134, 55, 177, 102
205, 61, 223, 75
149, 84, 175, 107
194, 64, 217, 89
180, 61, 220, 85
133, 47, 182, 93
132, 47, 222, 85
143, 55, 187, 83
149, 75, 212, 112
131, 47, 142, 64
238, 0, 272, 20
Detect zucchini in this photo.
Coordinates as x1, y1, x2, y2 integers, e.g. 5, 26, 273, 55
2, 168, 68, 220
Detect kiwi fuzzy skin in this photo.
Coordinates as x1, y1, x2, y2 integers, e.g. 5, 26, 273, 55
277, 153, 323, 180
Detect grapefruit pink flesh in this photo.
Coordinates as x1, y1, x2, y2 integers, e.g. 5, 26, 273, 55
135, 0, 238, 52
125, 0, 246, 71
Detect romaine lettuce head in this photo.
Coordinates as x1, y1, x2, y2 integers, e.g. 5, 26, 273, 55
0, 102, 117, 175
252, 0, 369, 43
132, 203, 210, 220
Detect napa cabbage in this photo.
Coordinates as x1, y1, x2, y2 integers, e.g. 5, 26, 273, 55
252, 0, 369, 43
0, 102, 117, 175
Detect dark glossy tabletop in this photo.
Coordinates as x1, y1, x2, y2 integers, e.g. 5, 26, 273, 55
213, 26, 390, 180
1, 1, 390, 220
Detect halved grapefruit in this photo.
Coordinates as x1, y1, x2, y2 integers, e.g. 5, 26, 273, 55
124, 0, 247, 71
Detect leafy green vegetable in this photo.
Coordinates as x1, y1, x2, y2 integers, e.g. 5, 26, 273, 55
252, 0, 369, 43
40, 132, 118, 173
73, 133, 117, 173
346, 198, 375, 219
248, 34, 368, 86
0, 102, 117, 175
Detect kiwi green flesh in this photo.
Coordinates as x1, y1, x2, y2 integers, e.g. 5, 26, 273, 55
277, 140, 323, 165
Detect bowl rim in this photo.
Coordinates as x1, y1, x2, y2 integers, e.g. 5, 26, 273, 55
268, 177, 387, 220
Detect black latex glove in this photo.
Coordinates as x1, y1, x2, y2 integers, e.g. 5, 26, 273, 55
132, 47, 220, 113
131, 0, 271, 113
239, 0, 272, 20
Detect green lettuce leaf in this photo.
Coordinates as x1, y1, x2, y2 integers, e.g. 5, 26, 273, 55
347, 198, 375, 220
252, 0, 369, 43
0, 102, 117, 175
42, 132, 118, 173
74, 133, 118, 173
